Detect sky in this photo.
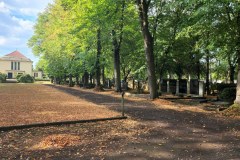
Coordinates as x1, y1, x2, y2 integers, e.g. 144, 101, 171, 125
0, 0, 53, 67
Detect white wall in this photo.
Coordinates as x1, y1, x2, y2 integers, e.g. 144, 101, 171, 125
0, 60, 33, 78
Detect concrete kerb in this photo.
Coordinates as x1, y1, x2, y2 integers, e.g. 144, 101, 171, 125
0, 116, 127, 132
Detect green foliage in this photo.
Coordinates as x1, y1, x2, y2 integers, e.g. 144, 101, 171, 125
34, 78, 50, 81
217, 83, 236, 93
0, 73, 7, 83
18, 74, 34, 83
16, 74, 22, 82
28, 0, 240, 100
219, 87, 236, 102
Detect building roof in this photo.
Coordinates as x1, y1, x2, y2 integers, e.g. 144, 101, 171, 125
0, 50, 32, 62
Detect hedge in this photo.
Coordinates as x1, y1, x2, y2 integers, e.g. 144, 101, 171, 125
219, 87, 236, 102
0, 73, 7, 83
18, 74, 34, 83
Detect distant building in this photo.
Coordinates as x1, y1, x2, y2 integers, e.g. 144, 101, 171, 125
0, 50, 44, 79
33, 71, 43, 79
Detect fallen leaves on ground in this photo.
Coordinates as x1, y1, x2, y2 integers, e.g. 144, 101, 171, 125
31, 134, 81, 149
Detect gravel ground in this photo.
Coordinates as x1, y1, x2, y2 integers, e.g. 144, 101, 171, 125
0, 83, 240, 159
0, 84, 120, 127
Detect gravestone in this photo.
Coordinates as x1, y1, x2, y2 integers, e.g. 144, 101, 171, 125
161, 79, 167, 92
190, 79, 199, 95
199, 81, 204, 97
179, 79, 187, 94
169, 79, 177, 94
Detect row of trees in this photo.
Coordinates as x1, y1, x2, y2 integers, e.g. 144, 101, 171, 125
29, 0, 240, 102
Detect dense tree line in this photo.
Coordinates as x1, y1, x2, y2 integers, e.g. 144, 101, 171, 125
29, 0, 240, 102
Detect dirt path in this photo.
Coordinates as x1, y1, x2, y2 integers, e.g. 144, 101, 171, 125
0, 84, 120, 127
0, 84, 240, 159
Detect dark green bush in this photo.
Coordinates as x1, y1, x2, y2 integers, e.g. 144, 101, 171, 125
19, 74, 34, 83
0, 73, 7, 83
217, 83, 236, 93
219, 87, 236, 102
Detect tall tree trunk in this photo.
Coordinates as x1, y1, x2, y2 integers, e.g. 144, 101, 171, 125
89, 73, 93, 84
102, 66, 105, 87
206, 50, 210, 95
230, 65, 235, 84
111, 0, 125, 92
123, 69, 131, 82
136, 0, 157, 99
76, 75, 79, 86
83, 71, 89, 88
197, 60, 200, 80
112, 30, 122, 92
235, 12, 240, 104
235, 56, 240, 103
95, 29, 102, 89
132, 78, 135, 89
69, 74, 73, 87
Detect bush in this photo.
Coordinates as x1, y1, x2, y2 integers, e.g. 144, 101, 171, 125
18, 74, 34, 83
16, 74, 22, 82
219, 87, 236, 102
217, 83, 236, 93
34, 78, 50, 81
0, 73, 7, 83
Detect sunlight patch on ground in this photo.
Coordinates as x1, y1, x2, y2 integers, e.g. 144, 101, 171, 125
31, 134, 81, 150
196, 142, 227, 150
33, 111, 59, 115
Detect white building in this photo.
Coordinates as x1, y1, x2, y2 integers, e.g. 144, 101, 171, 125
0, 50, 33, 79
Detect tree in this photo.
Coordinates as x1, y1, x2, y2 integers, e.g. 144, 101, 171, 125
136, 0, 158, 99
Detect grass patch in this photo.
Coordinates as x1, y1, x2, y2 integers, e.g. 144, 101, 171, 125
34, 81, 51, 84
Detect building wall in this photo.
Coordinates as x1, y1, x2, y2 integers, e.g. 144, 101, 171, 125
0, 60, 33, 78
20, 61, 33, 76
0, 60, 10, 73
33, 71, 43, 79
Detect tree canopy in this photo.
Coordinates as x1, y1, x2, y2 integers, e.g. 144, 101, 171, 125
29, 0, 240, 101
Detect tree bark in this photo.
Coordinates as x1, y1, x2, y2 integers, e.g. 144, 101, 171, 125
76, 75, 79, 86
102, 66, 105, 87
230, 65, 235, 84
69, 74, 73, 87
136, 0, 157, 99
197, 60, 200, 80
83, 71, 89, 88
132, 78, 135, 89
111, 0, 125, 92
95, 29, 101, 89
206, 50, 210, 95
235, 57, 240, 103
63, 74, 67, 85
112, 30, 122, 92
235, 11, 240, 104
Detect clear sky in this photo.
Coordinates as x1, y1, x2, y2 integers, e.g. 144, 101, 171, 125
0, 0, 53, 67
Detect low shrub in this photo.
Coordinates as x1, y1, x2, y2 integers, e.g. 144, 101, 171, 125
219, 87, 236, 102
16, 74, 22, 82
19, 74, 34, 83
34, 78, 50, 81
0, 73, 7, 83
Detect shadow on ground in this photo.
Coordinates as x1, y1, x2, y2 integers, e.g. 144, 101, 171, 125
42, 84, 240, 160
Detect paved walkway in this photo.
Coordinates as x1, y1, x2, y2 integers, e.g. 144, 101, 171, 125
6, 79, 17, 83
